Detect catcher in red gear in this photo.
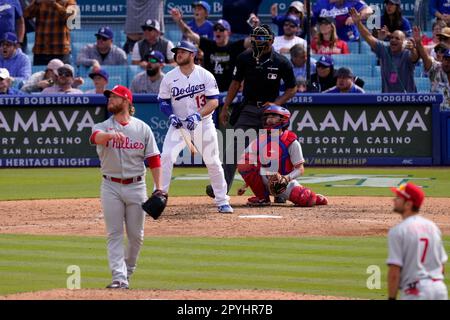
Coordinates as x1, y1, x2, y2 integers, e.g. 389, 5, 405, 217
237, 105, 328, 207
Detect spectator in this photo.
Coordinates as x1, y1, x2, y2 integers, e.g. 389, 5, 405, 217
422, 21, 447, 56
123, 0, 165, 54
295, 76, 308, 92
350, 7, 418, 93
273, 15, 306, 54
290, 43, 316, 80
131, 19, 175, 67
414, 26, 450, 110
21, 58, 63, 93
76, 27, 127, 68
186, 1, 214, 40
309, 55, 365, 92
430, 0, 450, 25
437, 27, 450, 50
433, 43, 447, 63
222, 0, 263, 41
0, 32, 31, 82
312, 18, 350, 54
309, 55, 336, 92
373, 0, 412, 41
85, 69, 109, 94
42, 64, 83, 94
0, 67, 23, 94
24, 0, 77, 65
324, 67, 365, 93
18, 0, 34, 53
313, 0, 373, 42
131, 50, 165, 94
271, 1, 306, 38
0, 0, 25, 43
171, 9, 249, 92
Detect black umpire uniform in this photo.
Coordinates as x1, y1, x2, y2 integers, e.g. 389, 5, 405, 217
220, 26, 297, 194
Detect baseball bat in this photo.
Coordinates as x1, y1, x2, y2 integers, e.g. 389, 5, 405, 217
179, 127, 198, 155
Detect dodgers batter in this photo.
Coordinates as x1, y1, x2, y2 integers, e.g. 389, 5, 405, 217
388, 182, 448, 300
158, 40, 233, 213
90, 85, 162, 289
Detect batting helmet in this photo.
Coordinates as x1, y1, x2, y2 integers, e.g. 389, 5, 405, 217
142, 190, 168, 220
263, 105, 291, 130
171, 40, 198, 55
250, 24, 274, 60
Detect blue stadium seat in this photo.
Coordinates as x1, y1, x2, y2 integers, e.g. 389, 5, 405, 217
31, 65, 47, 74
363, 77, 381, 93
331, 54, 376, 67
78, 81, 96, 93
162, 65, 175, 74
360, 41, 372, 54
415, 77, 430, 93
335, 64, 372, 77
347, 41, 359, 54
128, 65, 144, 83
71, 43, 85, 65
373, 65, 381, 77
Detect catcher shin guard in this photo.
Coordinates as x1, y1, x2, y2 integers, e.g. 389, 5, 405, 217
237, 163, 269, 200
289, 186, 317, 207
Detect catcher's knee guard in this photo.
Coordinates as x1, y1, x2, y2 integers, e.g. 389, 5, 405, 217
237, 163, 269, 199
289, 186, 317, 207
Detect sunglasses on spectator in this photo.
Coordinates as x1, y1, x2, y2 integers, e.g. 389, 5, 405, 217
96, 36, 110, 41
435, 47, 446, 54
58, 71, 73, 77
148, 57, 160, 63
284, 23, 297, 28
143, 27, 156, 32
0, 77, 6, 81
0, 42, 14, 47
316, 64, 330, 69
214, 27, 226, 32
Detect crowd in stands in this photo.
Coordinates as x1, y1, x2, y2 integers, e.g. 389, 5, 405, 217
0, 0, 449, 109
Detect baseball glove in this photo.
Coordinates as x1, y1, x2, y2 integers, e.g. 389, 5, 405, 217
142, 190, 168, 220
267, 173, 289, 196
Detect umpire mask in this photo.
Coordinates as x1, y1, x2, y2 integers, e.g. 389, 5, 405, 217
250, 25, 274, 61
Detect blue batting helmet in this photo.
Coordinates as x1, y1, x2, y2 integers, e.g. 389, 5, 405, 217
263, 105, 291, 130
171, 40, 198, 55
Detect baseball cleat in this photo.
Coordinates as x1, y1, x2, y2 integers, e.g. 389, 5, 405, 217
315, 194, 328, 205
247, 196, 271, 207
274, 196, 286, 204
106, 281, 129, 289
206, 184, 215, 198
218, 204, 234, 214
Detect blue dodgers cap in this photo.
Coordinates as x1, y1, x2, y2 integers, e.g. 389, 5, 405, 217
284, 15, 300, 27
146, 50, 165, 63
192, 1, 211, 15
95, 26, 114, 40
214, 19, 231, 31
444, 49, 450, 58
316, 55, 334, 67
0, 32, 18, 44
89, 69, 109, 81
171, 40, 198, 54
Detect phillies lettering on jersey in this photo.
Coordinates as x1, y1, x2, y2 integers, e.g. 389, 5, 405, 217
107, 137, 145, 150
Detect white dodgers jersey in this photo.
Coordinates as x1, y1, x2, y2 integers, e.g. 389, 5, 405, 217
158, 65, 219, 120
387, 215, 448, 289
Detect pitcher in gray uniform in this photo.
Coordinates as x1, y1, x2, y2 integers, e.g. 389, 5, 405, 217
90, 85, 162, 289
387, 182, 448, 300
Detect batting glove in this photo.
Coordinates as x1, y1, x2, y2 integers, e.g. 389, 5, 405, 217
186, 112, 202, 131
169, 114, 182, 129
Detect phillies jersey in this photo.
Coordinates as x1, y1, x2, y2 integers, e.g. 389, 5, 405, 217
158, 65, 220, 120
387, 215, 448, 289
90, 116, 160, 178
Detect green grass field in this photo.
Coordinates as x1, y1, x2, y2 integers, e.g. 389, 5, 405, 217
0, 167, 449, 299
2, 234, 449, 298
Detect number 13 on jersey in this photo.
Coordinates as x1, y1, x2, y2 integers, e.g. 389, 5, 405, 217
195, 94, 206, 110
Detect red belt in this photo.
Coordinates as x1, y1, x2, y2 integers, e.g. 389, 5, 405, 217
103, 175, 142, 184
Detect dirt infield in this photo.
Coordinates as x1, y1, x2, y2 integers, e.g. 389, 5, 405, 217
1, 195, 449, 299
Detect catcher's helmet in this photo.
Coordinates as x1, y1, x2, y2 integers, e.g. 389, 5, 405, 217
250, 24, 274, 60
171, 40, 198, 55
263, 105, 291, 130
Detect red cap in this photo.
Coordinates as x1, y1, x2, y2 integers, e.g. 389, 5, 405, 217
104, 85, 133, 104
391, 182, 425, 208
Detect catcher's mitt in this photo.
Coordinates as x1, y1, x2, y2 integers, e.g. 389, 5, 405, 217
142, 190, 168, 220
267, 173, 289, 196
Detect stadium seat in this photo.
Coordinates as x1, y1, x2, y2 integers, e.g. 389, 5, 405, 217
373, 65, 381, 77
360, 41, 372, 54
71, 43, 85, 65
415, 77, 430, 93
31, 65, 47, 74
363, 77, 381, 93
128, 65, 143, 83
347, 41, 360, 54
